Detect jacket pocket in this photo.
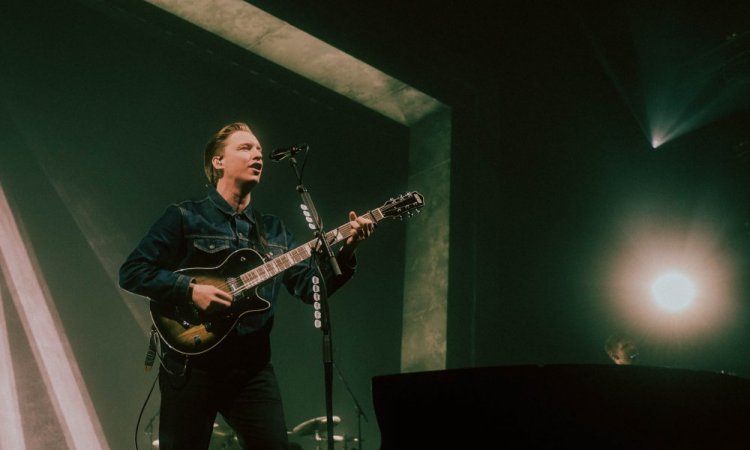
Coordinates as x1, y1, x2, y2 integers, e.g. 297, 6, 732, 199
193, 238, 231, 254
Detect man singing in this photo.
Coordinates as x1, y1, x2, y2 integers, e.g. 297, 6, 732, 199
120, 122, 374, 449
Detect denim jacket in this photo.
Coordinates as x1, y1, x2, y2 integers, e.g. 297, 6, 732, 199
119, 186, 355, 336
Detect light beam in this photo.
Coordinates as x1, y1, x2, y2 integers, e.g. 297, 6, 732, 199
0, 182, 109, 450
0, 280, 26, 449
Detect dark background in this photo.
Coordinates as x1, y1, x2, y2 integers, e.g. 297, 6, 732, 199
2, 0, 750, 448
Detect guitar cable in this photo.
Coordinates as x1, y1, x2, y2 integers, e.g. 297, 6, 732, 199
134, 330, 189, 450
144, 327, 158, 371
135, 328, 160, 449
134, 365, 159, 450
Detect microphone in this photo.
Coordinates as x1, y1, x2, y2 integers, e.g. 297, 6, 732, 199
270, 143, 308, 162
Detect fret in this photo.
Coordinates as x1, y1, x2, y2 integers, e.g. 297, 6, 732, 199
240, 271, 258, 286
296, 247, 311, 261
257, 265, 270, 281
282, 253, 294, 268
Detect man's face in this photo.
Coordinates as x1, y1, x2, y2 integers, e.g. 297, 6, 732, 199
216, 130, 263, 188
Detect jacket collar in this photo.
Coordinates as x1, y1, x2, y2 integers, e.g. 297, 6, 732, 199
207, 185, 256, 223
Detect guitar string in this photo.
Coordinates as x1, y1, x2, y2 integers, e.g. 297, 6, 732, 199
196, 227, 341, 295
212, 208, 385, 296
226, 223, 356, 295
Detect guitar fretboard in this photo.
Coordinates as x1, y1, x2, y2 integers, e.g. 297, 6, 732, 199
237, 208, 383, 290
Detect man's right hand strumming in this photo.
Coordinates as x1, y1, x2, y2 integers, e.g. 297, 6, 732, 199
190, 283, 233, 311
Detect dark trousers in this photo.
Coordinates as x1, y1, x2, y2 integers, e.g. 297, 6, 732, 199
157, 354, 288, 450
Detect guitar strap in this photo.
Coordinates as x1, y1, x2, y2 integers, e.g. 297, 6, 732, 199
252, 207, 270, 257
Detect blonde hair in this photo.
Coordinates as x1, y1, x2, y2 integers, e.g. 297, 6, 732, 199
203, 122, 253, 185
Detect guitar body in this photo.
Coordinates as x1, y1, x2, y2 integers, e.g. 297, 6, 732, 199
150, 248, 272, 355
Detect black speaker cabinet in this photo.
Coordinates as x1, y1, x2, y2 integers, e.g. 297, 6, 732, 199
372, 365, 750, 449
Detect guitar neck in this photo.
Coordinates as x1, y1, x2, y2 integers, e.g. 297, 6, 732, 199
238, 209, 383, 287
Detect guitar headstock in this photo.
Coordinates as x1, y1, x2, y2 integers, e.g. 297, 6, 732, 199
379, 191, 425, 220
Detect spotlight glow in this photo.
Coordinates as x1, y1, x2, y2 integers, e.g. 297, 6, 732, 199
650, 132, 665, 149
605, 212, 736, 340
651, 271, 696, 312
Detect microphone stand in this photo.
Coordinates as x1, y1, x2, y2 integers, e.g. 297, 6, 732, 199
286, 155, 339, 450
334, 362, 369, 450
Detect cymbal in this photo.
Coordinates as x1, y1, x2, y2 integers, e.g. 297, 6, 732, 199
313, 434, 361, 444
313, 434, 345, 442
291, 415, 341, 436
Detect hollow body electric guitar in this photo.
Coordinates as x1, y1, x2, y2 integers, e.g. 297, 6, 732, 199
150, 192, 425, 355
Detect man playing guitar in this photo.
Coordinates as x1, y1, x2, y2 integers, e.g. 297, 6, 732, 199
120, 122, 375, 450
